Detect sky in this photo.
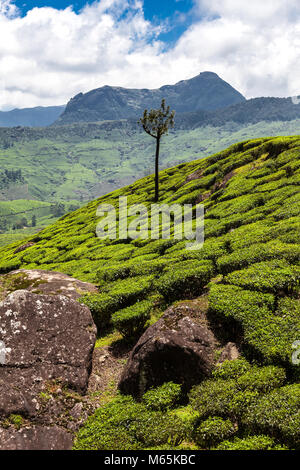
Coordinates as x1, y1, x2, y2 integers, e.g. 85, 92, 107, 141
0, 0, 300, 110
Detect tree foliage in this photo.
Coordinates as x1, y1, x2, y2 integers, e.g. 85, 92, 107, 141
139, 99, 175, 201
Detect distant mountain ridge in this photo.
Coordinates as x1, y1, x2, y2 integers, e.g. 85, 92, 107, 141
174, 96, 300, 129
55, 72, 246, 125
2, 73, 300, 130
0, 105, 65, 127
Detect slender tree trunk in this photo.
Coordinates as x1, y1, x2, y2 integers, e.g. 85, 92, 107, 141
155, 136, 160, 202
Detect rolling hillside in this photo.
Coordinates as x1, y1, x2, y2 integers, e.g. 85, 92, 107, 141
1, 118, 300, 205
0, 136, 299, 450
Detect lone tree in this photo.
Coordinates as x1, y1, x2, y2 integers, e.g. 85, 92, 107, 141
139, 99, 175, 202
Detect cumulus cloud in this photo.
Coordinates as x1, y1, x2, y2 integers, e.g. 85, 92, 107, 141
0, 0, 300, 110
0, 0, 18, 17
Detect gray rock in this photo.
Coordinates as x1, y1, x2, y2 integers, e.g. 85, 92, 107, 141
218, 342, 240, 363
119, 302, 218, 398
0, 290, 96, 418
0, 269, 98, 301
0, 426, 73, 450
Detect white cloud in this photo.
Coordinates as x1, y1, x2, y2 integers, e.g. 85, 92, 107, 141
169, 0, 300, 98
0, 0, 300, 110
0, 0, 18, 18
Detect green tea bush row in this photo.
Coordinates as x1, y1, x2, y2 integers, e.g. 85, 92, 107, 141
189, 364, 286, 421
156, 261, 214, 302
242, 384, 300, 449
215, 435, 287, 450
194, 417, 236, 449
142, 382, 182, 411
111, 300, 153, 338
225, 260, 300, 293
73, 394, 188, 450
217, 241, 300, 274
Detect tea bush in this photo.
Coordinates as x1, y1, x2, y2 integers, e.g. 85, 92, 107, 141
111, 300, 153, 338
1, 136, 300, 450
215, 435, 288, 450
225, 260, 300, 294
79, 293, 119, 329
242, 384, 300, 449
73, 395, 188, 450
156, 261, 214, 302
142, 382, 182, 411
194, 417, 236, 448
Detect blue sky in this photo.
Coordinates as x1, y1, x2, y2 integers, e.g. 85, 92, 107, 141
0, 1, 300, 110
14, 0, 195, 44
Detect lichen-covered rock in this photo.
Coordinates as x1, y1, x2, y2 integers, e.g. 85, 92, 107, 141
0, 426, 73, 450
0, 269, 98, 302
118, 301, 219, 398
0, 290, 97, 419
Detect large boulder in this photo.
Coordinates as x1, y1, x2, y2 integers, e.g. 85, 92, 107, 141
119, 300, 219, 398
0, 269, 98, 302
0, 426, 73, 450
0, 290, 97, 419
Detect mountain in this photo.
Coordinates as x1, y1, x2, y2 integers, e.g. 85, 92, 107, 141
175, 96, 300, 129
55, 72, 246, 124
1, 136, 299, 450
0, 105, 65, 127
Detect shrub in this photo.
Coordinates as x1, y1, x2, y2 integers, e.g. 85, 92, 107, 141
8, 414, 24, 430
194, 417, 236, 449
130, 411, 188, 447
237, 366, 286, 394
190, 365, 287, 420
103, 275, 154, 306
73, 395, 189, 450
73, 396, 143, 450
96, 259, 168, 283
79, 292, 119, 329
174, 237, 228, 262
212, 358, 251, 380
96, 264, 131, 282
156, 261, 214, 302
242, 384, 300, 449
111, 300, 153, 338
142, 382, 182, 411
207, 194, 265, 219
171, 406, 200, 436
208, 284, 300, 363
215, 435, 288, 450
228, 390, 260, 417
224, 260, 300, 294
217, 241, 300, 274
189, 379, 238, 419
0, 259, 22, 274
137, 239, 177, 256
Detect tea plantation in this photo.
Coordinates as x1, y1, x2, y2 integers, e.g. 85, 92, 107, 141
0, 135, 299, 449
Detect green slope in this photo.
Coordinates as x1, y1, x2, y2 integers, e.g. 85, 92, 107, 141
1, 135, 300, 364
0, 118, 299, 208
1, 135, 300, 449
1, 119, 300, 205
